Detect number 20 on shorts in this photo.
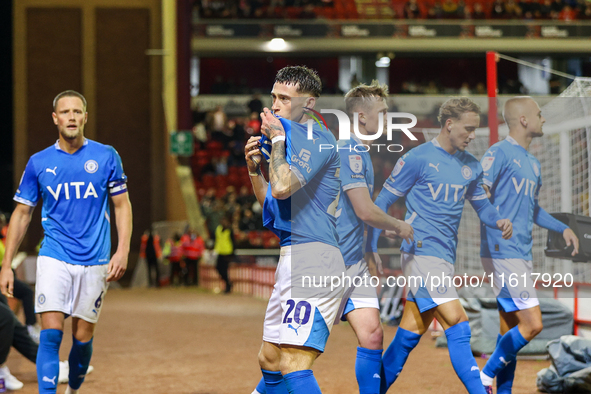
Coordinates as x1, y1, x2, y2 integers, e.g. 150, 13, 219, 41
283, 300, 312, 325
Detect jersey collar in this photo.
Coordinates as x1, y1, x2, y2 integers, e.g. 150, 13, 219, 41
54, 138, 89, 151
505, 136, 519, 146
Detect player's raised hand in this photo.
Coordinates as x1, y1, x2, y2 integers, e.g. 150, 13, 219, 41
0, 266, 14, 297
260, 108, 285, 140
497, 219, 513, 239
245, 136, 263, 172
106, 251, 128, 282
385, 221, 414, 244
563, 228, 579, 256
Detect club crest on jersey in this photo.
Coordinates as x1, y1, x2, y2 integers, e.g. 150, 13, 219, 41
392, 159, 405, 176
532, 162, 539, 176
461, 165, 472, 179
481, 157, 495, 171
84, 160, 99, 174
349, 155, 363, 174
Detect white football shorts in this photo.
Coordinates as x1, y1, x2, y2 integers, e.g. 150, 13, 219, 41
262, 242, 345, 352
336, 258, 380, 323
481, 257, 539, 312
401, 252, 459, 313
35, 256, 109, 323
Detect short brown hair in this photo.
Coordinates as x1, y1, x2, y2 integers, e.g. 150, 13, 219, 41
53, 90, 87, 112
274, 66, 322, 98
345, 80, 389, 117
437, 97, 480, 127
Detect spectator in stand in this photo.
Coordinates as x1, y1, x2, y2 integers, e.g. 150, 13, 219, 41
299, 4, 317, 19
237, 0, 252, 17
491, 0, 507, 18
540, 0, 555, 18
581, 2, 591, 19
246, 112, 262, 135
208, 105, 227, 135
239, 209, 259, 232
163, 234, 184, 286
213, 216, 235, 294
442, 0, 460, 18
427, 2, 444, 18
424, 81, 440, 94
247, 93, 263, 116
471, 2, 487, 18
459, 82, 471, 95
181, 228, 205, 286
519, 0, 541, 19
559, 4, 577, 20
403, 0, 422, 18
140, 229, 162, 288
504, 0, 523, 18
475, 83, 487, 95
237, 185, 256, 208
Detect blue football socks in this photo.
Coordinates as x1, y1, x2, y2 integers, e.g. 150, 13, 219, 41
482, 327, 528, 386
255, 376, 267, 393
445, 322, 485, 394
356, 347, 382, 394
283, 370, 321, 394
380, 327, 421, 394
68, 336, 94, 389
261, 369, 288, 394
37, 329, 63, 394
496, 333, 517, 394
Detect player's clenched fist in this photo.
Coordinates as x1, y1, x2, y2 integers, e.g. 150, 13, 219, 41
245, 136, 262, 173
496, 219, 513, 239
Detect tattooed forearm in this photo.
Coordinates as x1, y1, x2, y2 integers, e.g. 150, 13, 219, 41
269, 142, 290, 192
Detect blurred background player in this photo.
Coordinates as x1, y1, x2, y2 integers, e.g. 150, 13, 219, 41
0, 214, 39, 343
478, 96, 579, 394
140, 229, 162, 288
0, 292, 90, 391
181, 227, 205, 286
213, 215, 235, 293
163, 233, 184, 286
0, 90, 132, 394
245, 66, 345, 394
368, 97, 513, 394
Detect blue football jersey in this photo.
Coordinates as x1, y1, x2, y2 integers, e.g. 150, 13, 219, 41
14, 139, 127, 265
336, 135, 374, 266
375, 138, 488, 264
480, 136, 551, 260
262, 118, 341, 248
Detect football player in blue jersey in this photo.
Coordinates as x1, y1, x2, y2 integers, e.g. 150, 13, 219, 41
334, 82, 413, 394
0, 90, 132, 394
368, 97, 513, 394
246, 66, 345, 394
478, 97, 579, 394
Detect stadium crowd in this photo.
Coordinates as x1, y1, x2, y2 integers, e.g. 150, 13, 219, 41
194, 0, 591, 20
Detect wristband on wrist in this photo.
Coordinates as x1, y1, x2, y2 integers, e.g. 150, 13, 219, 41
272, 136, 286, 144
